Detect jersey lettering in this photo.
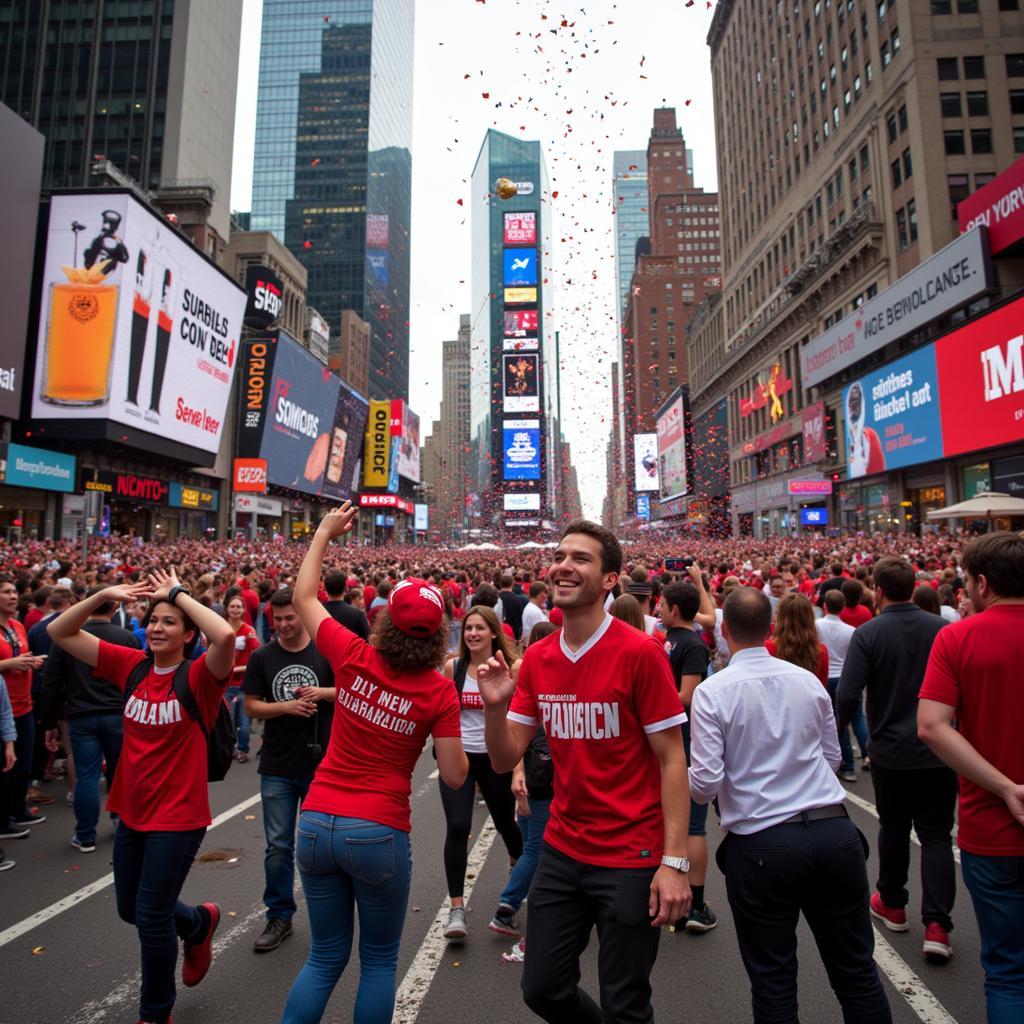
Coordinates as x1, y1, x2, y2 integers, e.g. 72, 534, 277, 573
539, 699, 620, 740
125, 694, 182, 726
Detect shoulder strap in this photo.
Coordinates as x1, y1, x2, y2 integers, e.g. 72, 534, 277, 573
171, 661, 210, 741
124, 655, 155, 704
454, 657, 469, 697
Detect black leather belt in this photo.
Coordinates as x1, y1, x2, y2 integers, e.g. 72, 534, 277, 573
780, 804, 848, 825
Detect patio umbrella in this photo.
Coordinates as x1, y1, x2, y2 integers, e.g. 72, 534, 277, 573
925, 492, 1024, 520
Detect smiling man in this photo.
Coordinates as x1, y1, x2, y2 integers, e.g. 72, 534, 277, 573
479, 520, 691, 1024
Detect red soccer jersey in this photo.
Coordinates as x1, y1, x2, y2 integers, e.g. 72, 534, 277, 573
509, 615, 686, 868
304, 618, 461, 832
0, 619, 31, 717
95, 640, 230, 831
840, 605, 873, 629
919, 605, 1024, 856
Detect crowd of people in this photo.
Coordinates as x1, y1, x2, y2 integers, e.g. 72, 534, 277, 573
0, 516, 1021, 1024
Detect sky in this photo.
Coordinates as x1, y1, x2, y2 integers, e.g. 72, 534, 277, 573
230, 0, 719, 520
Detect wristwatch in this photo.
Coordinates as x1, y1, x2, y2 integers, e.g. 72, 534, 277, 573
167, 585, 192, 605
661, 855, 691, 873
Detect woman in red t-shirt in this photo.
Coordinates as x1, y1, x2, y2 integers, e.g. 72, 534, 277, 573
223, 595, 259, 763
283, 503, 467, 1024
47, 567, 236, 1024
766, 593, 830, 687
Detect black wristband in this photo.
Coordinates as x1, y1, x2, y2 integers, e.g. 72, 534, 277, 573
167, 585, 191, 606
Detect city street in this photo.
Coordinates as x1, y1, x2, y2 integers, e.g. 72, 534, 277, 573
0, 749, 981, 1024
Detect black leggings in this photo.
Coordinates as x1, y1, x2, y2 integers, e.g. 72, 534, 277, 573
440, 750, 523, 898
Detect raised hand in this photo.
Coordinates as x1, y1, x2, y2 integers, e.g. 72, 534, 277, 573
476, 650, 516, 707
317, 502, 358, 540
102, 580, 154, 606
147, 566, 182, 603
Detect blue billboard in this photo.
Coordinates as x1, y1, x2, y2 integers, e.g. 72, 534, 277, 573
636, 494, 651, 520
843, 344, 943, 480
503, 249, 537, 286
801, 507, 828, 526
3, 443, 76, 493
503, 420, 540, 481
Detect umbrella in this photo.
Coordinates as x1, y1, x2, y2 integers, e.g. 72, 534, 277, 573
926, 492, 1024, 520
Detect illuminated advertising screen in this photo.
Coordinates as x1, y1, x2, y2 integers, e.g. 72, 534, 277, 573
503, 353, 540, 413
396, 403, 421, 484
504, 492, 541, 512
30, 192, 246, 456
504, 287, 538, 305
363, 400, 391, 488
322, 380, 369, 501
633, 433, 660, 493
366, 213, 389, 249
503, 336, 539, 352
504, 250, 537, 287
414, 504, 429, 531
504, 211, 537, 245
504, 309, 539, 336
843, 345, 943, 480
503, 419, 541, 481
801, 507, 829, 526
693, 399, 729, 499
636, 494, 651, 520
656, 396, 687, 501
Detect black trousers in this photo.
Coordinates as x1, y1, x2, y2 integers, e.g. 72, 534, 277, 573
719, 816, 892, 1024
869, 763, 958, 930
439, 750, 522, 898
522, 842, 660, 1024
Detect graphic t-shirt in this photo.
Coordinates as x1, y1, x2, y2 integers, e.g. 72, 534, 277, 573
0, 619, 31, 716
242, 639, 334, 778
509, 614, 686, 868
304, 618, 461, 832
95, 640, 229, 831
458, 669, 487, 754
919, 605, 1024, 856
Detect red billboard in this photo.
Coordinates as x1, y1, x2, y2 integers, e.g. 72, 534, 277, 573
504, 309, 539, 336
957, 155, 1024, 255
802, 401, 828, 463
936, 295, 1024, 458
504, 212, 537, 246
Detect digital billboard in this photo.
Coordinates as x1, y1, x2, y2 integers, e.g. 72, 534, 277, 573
504, 310, 539, 336
958, 155, 1024, 254
503, 353, 540, 413
504, 287, 538, 305
390, 400, 421, 484
322, 380, 369, 501
843, 345, 943, 479
366, 213, 389, 249
633, 433, 660, 493
503, 336, 538, 352
236, 336, 279, 459
504, 250, 538, 287
243, 265, 283, 330
801, 507, 829, 526
30, 193, 246, 456
656, 394, 688, 501
504, 492, 541, 511
503, 419, 541, 481
802, 400, 829, 463
363, 400, 391, 488
414, 504, 429, 531
504, 212, 537, 245
636, 494, 651, 520
1, 443, 75, 493
692, 399, 728, 499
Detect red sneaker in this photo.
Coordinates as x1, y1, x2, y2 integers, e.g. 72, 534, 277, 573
182, 903, 220, 987
923, 922, 952, 961
869, 892, 909, 932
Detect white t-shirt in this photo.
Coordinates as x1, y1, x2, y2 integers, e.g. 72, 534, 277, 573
939, 605, 960, 624
522, 600, 549, 638
458, 669, 487, 753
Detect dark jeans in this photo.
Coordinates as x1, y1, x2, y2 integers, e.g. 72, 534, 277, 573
869, 763, 957, 930
5, 711, 34, 823
827, 679, 869, 770
521, 842, 661, 1024
500, 796, 551, 912
718, 816, 891, 1024
961, 852, 1024, 1024
113, 822, 207, 1024
439, 750, 522, 898
260, 773, 311, 921
67, 713, 123, 845
227, 685, 249, 753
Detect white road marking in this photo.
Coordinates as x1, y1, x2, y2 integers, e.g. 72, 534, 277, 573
0, 792, 263, 949
872, 926, 960, 1024
393, 818, 498, 1023
428, 768, 440, 780
845, 790, 961, 864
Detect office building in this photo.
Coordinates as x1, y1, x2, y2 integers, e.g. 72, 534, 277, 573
333, 310, 372, 397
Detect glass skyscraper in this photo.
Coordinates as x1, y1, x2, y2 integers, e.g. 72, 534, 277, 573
613, 151, 649, 329
251, 0, 413, 400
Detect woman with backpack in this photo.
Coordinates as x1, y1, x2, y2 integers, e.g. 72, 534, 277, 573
47, 567, 236, 1024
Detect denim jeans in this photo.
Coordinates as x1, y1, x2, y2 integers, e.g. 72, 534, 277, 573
5, 711, 34, 823
281, 812, 411, 1024
113, 822, 207, 1024
961, 851, 1024, 1024
67, 713, 123, 845
227, 685, 249, 752
260, 773, 311, 921
500, 797, 551, 912
828, 678, 868, 771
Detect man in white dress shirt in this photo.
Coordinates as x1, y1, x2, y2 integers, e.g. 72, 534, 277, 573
689, 587, 891, 1024
816, 588, 859, 782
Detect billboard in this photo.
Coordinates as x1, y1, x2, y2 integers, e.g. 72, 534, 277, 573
636, 494, 651, 520
168, 481, 218, 512
503, 336, 539, 352
504, 492, 541, 511
503, 250, 537, 286
503, 419, 541, 480
802, 400, 829, 463
366, 213, 389, 249
656, 395, 687, 501
414, 503, 429, 531
390, 399, 421, 483
843, 345, 943, 479
31, 193, 246, 455
236, 336, 279, 458
504, 287, 538, 305
363, 400, 391, 488
692, 399, 728, 499
1, 443, 75, 493
503, 353, 540, 413
504, 212, 537, 245
633, 433, 660, 493
322, 381, 369, 501
504, 309, 539, 336
801, 507, 829, 527
958, 155, 1024, 255
243, 265, 283, 330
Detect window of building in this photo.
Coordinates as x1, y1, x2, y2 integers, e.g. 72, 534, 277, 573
948, 174, 970, 218
902, 147, 913, 179
958, 0, 978, 10
971, 128, 993, 153
891, 158, 902, 189
844, 88, 852, 111
877, 0, 886, 19
940, 92, 962, 117
908, 198, 918, 243
881, 41, 890, 67
1000, 0, 1020, 10
937, 57, 959, 80
975, 172, 996, 189
860, 143, 870, 171
849, 156, 859, 182
1008, 54, 1024, 77
963, 56, 985, 78
1011, 89, 1024, 114
931, 0, 951, 11
898, 104, 908, 132
887, 113, 898, 142
896, 206, 908, 249
891, 28, 900, 55
1016, 127, 1024, 153
944, 130, 966, 154
854, 73, 862, 96
842, 45, 849, 66
833, 104, 841, 126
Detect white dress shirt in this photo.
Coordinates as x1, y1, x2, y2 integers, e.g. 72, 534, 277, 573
815, 613, 856, 678
689, 647, 845, 835
521, 600, 549, 637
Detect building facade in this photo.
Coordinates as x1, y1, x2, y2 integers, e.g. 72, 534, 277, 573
333, 310, 372, 397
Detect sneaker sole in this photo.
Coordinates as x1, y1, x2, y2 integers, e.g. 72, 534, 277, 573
70, 842, 96, 853
13, 819, 46, 827
488, 921, 520, 937
0, 832, 30, 841
685, 919, 718, 933
923, 942, 952, 960
870, 908, 909, 932
444, 929, 467, 941
253, 932, 291, 953
0, 860, 14, 871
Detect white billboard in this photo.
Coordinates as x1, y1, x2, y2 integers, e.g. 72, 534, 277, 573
656, 396, 688, 502
394, 400, 421, 484
504, 492, 541, 511
414, 503, 429, 531
31, 193, 246, 455
633, 433, 660, 493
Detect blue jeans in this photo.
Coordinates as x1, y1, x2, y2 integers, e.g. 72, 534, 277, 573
261, 773, 311, 921
113, 822, 207, 1024
500, 797, 551, 912
961, 851, 1024, 1024
67, 713, 123, 845
828, 678, 867, 771
227, 685, 249, 752
281, 812, 411, 1024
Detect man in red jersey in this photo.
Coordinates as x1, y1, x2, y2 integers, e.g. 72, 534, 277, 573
480, 520, 690, 1024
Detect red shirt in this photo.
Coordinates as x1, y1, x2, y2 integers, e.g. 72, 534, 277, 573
919, 605, 1024, 856
95, 641, 229, 831
240, 586, 259, 626
0, 619, 31, 717
840, 605, 873, 629
22, 608, 46, 632
304, 618, 461, 832
232, 622, 260, 675
765, 638, 829, 688
509, 615, 686, 868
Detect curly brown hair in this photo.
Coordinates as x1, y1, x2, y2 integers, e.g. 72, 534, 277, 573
370, 607, 450, 673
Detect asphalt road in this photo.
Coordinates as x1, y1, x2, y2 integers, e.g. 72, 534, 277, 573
0, 748, 983, 1024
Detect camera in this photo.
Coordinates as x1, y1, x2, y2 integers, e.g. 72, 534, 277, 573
664, 557, 694, 573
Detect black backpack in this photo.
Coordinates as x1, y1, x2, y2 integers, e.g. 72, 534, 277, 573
524, 726, 554, 790
432, 658, 470, 761
125, 656, 236, 782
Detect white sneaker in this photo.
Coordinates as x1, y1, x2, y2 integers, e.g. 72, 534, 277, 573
444, 906, 467, 941
0, 856, 14, 871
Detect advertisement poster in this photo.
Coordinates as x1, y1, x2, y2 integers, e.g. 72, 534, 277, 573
503, 336, 539, 352
802, 400, 829, 463
503, 353, 540, 413
633, 433, 660, 493
504, 212, 537, 245
957, 155, 1024, 254
260, 332, 341, 495
503, 419, 541, 480
636, 494, 651, 520
504, 287, 538, 305
363, 400, 391, 488
1, 443, 76, 493
504, 250, 537, 286
236, 336, 280, 458
321, 381, 369, 501
366, 213, 389, 249
393, 402, 421, 484
935, 294, 1024, 458
31, 193, 246, 455
414, 504, 429, 531
504, 493, 541, 512
504, 309, 539, 336
843, 345, 943, 480
656, 395, 687, 501
692, 399, 728, 499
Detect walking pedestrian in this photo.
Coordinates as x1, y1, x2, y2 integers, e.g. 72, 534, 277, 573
816, 589, 866, 781
224, 594, 259, 763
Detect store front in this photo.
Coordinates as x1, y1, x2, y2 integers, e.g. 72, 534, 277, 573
0, 442, 77, 540
233, 493, 285, 541
731, 469, 828, 539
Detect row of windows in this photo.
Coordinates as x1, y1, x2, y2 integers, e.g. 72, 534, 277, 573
938, 54, 1024, 80
895, 198, 918, 251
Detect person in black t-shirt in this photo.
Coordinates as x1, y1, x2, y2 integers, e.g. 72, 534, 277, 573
242, 588, 334, 953
322, 570, 370, 641
497, 574, 528, 642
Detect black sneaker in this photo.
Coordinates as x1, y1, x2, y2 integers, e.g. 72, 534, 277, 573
685, 903, 719, 933
12, 812, 46, 827
253, 918, 293, 952
488, 905, 520, 937
0, 824, 30, 840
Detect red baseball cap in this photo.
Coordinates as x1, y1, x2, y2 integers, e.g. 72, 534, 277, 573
387, 578, 445, 637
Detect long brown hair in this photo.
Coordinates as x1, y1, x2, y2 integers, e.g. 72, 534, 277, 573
772, 593, 822, 675
457, 606, 519, 666
370, 607, 449, 673
608, 593, 646, 632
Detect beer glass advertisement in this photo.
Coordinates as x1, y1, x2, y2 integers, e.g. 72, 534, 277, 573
259, 332, 341, 496
503, 353, 540, 413
656, 396, 688, 501
321, 381, 369, 502
31, 193, 246, 455
503, 419, 541, 481
843, 345, 943, 480
633, 433, 660, 493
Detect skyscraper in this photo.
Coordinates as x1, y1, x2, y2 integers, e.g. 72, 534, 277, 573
613, 151, 650, 326
250, 0, 414, 400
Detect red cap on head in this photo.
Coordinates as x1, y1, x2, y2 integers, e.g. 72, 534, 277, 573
387, 578, 445, 637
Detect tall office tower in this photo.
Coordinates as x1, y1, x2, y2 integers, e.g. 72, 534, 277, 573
437, 314, 472, 538
613, 152, 650, 324
0, 1, 243, 250
470, 130, 556, 535
250, 1, 414, 400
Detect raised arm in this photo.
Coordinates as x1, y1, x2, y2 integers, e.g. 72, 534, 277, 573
295, 503, 358, 641
688, 564, 718, 630
48, 582, 152, 668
